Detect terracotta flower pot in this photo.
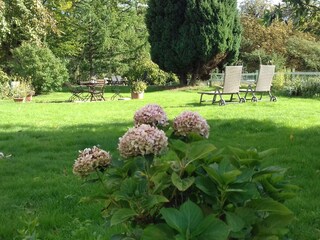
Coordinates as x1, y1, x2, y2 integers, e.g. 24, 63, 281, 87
13, 97, 25, 103
131, 92, 144, 99
25, 94, 33, 102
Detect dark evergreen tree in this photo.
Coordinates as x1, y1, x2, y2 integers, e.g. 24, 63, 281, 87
146, 0, 241, 85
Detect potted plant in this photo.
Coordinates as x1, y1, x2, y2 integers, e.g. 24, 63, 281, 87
11, 85, 26, 102
10, 80, 33, 102
131, 80, 147, 99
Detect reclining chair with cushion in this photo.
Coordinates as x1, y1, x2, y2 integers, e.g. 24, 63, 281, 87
198, 66, 245, 106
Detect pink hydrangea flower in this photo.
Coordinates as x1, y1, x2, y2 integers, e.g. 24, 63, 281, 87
173, 111, 210, 138
73, 146, 112, 177
134, 104, 168, 127
118, 124, 168, 158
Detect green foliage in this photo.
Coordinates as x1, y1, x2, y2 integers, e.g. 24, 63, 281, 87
283, 0, 320, 36
146, 0, 242, 85
286, 37, 320, 71
44, 0, 79, 58
131, 81, 148, 93
68, 0, 149, 81
11, 42, 68, 94
0, 82, 10, 99
124, 56, 178, 86
17, 212, 40, 240
0, 68, 10, 99
284, 76, 320, 97
0, 68, 9, 83
241, 49, 286, 72
0, 0, 56, 70
239, 13, 320, 71
239, 17, 291, 71
272, 70, 286, 91
76, 110, 297, 240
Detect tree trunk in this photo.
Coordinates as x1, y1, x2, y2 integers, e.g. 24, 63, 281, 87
189, 73, 198, 86
178, 73, 188, 86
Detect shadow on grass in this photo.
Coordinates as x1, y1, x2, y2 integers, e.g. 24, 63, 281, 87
34, 100, 70, 103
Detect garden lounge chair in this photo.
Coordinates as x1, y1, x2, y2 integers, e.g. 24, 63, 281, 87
198, 66, 245, 106
241, 65, 277, 102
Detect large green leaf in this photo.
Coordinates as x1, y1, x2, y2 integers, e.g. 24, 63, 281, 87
234, 168, 255, 183
171, 172, 195, 191
119, 178, 138, 197
254, 213, 295, 237
186, 141, 217, 162
160, 200, 204, 234
110, 208, 137, 226
169, 139, 188, 154
222, 169, 242, 185
180, 200, 204, 232
235, 207, 258, 226
160, 208, 184, 233
193, 215, 230, 240
253, 166, 287, 179
203, 165, 224, 186
150, 172, 171, 193
246, 198, 293, 215
195, 176, 218, 197
258, 148, 278, 159
228, 182, 260, 204
228, 146, 248, 158
143, 195, 169, 209
225, 211, 245, 232
142, 224, 175, 240
157, 149, 180, 163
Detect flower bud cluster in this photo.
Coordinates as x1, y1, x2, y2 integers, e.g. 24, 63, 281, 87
134, 104, 169, 127
173, 111, 210, 138
73, 146, 112, 177
118, 124, 168, 158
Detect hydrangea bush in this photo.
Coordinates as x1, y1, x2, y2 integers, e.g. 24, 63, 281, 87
73, 104, 297, 240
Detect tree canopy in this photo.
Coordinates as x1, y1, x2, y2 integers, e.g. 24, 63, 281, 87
0, 0, 56, 72
0, 0, 319, 90
146, 0, 241, 85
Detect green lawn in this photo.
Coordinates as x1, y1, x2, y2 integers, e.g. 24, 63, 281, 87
0, 88, 320, 239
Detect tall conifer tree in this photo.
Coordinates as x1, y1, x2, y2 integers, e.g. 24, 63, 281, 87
146, 0, 241, 85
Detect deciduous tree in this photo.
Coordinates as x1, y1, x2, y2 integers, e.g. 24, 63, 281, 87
0, 0, 56, 72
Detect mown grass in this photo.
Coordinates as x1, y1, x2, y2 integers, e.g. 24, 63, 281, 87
0, 88, 319, 239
